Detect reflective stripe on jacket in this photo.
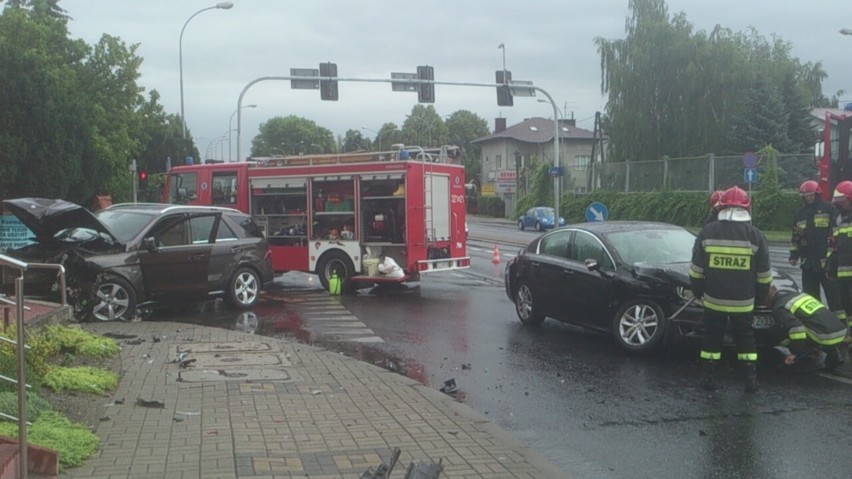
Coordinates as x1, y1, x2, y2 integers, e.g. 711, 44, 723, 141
690, 212, 771, 313
772, 292, 848, 345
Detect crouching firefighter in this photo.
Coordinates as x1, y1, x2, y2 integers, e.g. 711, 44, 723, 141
766, 285, 848, 371
689, 186, 772, 393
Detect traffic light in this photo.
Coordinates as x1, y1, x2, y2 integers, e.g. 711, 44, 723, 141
138, 170, 148, 188
496, 70, 513, 106
417, 65, 434, 103
319, 62, 338, 101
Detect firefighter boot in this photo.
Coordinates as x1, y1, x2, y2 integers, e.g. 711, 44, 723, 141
700, 361, 718, 391
743, 363, 758, 394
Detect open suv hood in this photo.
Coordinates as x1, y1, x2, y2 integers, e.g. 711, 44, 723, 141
2, 198, 120, 245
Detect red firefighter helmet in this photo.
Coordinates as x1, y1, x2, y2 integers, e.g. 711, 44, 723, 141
719, 186, 750, 210
709, 190, 723, 208
832, 181, 852, 204
798, 180, 821, 196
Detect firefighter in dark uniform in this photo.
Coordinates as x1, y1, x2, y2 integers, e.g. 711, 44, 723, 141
689, 186, 772, 393
789, 180, 841, 320
827, 180, 852, 336
701, 190, 723, 227
765, 284, 847, 371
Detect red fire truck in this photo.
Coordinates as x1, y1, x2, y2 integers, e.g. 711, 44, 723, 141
161, 146, 470, 292
816, 107, 852, 200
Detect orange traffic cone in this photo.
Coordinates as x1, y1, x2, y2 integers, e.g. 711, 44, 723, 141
492, 245, 501, 264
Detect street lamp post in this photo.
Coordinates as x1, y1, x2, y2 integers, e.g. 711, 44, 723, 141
229, 104, 256, 162
180, 2, 233, 140
361, 126, 382, 151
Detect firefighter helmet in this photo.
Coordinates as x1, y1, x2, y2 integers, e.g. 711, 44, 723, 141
709, 190, 723, 208
832, 181, 852, 204
718, 186, 750, 210
798, 180, 821, 196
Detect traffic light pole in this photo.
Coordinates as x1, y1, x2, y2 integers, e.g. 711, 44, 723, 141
131, 159, 138, 204
235, 75, 561, 220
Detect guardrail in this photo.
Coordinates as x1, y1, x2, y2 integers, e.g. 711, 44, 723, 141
0, 254, 66, 479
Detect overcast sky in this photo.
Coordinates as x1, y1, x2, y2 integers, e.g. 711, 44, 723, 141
60, 0, 852, 162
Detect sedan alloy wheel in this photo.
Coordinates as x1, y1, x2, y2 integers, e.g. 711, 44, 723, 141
514, 282, 545, 325
612, 299, 666, 353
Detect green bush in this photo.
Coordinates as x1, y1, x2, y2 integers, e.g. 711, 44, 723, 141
0, 353, 42, 394
0, 410, 100, 470
41, 325, 120, 358
546, 189, 799, 232
0, 391, 53, 421
43, 366, 118, 395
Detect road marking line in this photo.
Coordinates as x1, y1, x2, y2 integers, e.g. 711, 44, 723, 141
817, 372, 852, 385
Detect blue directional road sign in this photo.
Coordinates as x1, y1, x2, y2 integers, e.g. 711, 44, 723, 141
744, 167, 758, 184
585, 201, 609, 222
742, 152, 759, 168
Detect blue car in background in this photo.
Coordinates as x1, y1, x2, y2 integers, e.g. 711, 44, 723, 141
518, 206, 565, 231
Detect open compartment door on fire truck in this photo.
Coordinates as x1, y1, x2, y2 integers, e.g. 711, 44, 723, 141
250, 176, 309, 272
425, 173, 450, 241
360, 173, 406, 245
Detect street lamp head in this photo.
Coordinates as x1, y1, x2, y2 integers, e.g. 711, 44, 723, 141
246, 104, 257, 109
216, 2, 234, 9
841, 28, 852, 36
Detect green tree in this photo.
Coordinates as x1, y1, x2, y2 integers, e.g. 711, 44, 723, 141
595, 0, 830, 163
249, 115, 335, 156
376, 122, 401, 150
401, 105, 447, 148
728, 75, 790, 153
0, 3, 150, 204
341, 129, 368, 152
445, 110, 489, 185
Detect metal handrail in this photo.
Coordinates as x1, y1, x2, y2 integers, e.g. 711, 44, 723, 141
0, 254, 68, 479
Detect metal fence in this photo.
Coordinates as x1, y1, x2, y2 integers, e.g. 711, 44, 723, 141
590, 153, 815, 193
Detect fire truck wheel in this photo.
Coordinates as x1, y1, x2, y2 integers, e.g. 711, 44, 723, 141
317, 251, 355, 293
225, 267, 261, 309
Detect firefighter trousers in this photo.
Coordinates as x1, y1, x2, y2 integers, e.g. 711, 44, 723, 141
834, 279, 852, 328
801, 267, 842, 313
701, 310, 757, 361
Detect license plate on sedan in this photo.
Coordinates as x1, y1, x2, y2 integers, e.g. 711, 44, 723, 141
752, 315, 775, 329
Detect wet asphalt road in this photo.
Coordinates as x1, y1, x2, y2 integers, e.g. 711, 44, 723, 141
161, 218, 852, 478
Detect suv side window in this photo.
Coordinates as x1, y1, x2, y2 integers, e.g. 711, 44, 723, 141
216, 219, 238, 242
158, 219, 188, 247
188, 215, 217, 244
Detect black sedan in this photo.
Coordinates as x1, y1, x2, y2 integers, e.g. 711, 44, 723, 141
1, 198, 275, 321
503, 221, 797, 353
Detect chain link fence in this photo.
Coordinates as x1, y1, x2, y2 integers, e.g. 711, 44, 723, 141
590, 153, 815, 193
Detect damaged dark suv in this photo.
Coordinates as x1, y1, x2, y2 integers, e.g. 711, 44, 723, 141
1, 198, 274, 321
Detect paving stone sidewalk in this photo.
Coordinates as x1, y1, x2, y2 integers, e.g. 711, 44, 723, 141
63, 320, 569, 479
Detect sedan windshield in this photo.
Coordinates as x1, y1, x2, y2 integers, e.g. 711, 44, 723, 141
607, 227, 695, 265
95, 210, 156, 243
536, 207, 555, 216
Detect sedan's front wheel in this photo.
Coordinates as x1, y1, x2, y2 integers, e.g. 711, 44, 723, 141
514, 282, 545, 326
225, 267, 261, 309
612, 299, 667, 353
